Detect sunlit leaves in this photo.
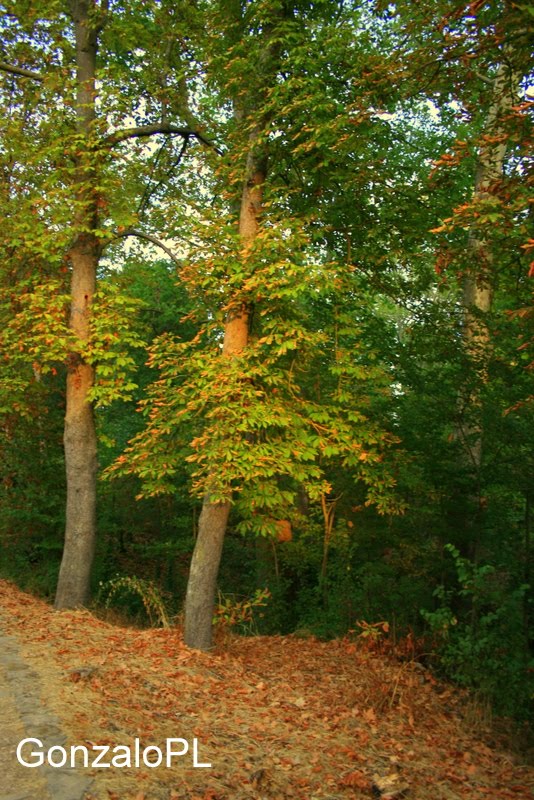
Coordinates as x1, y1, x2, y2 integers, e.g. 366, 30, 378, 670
110, 240, 404, 528
86, 282, 147, 406
2, 278, 146, 407
2, 278, 73, 370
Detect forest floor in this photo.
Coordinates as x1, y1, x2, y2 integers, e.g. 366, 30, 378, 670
0, 580, 532, 800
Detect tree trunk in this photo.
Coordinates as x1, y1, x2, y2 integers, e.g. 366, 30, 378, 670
458, 63, 519, 477
183, 138, 266, 649
55, 0, 100, 608
55, 241, 98, 607
183, 502, 230, 650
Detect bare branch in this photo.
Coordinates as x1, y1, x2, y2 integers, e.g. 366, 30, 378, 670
111, 228, 182, 267
0, 61, 43, 82
137, 135, 190, 217
105, 122, 222, 154
475, 71, 495, 87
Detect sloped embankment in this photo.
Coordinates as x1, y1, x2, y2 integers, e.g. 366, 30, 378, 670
0, 580, 532, 800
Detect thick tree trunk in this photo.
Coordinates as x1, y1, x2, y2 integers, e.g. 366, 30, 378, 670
55, 0, 100, 608
183, 139, 266, 649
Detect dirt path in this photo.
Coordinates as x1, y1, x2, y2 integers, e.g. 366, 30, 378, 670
0, 616, 92, 800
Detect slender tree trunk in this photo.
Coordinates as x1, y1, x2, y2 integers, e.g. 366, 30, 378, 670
454, 62, 520, 567
183, 139, 266, 649
183, 502, 230, 650
55, 0, 100, 608
458, 63, 519, 479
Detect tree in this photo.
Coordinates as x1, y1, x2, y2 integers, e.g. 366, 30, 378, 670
419, 1, 532, 547
54, 0, 103, 607
112, 0, 407, 649
182, 0, 288, 650
0, 0, 213, 607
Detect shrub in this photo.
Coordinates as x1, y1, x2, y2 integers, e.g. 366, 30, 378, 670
421, 545, 533, 720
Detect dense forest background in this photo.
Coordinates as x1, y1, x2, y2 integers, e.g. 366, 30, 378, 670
0, 0, 532, 721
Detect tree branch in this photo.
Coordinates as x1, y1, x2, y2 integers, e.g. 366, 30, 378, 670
105, 122, 222, 154
475, 70, 495, 87
0, 61, 43, 82
111, 229, 182, 267
137, 135, 190, 217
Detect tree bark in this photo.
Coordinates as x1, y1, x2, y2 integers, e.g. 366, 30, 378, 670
183, 137, 266, 649
459, 62, 519, 477
183, 502, 230, 650
55, 0, 100, 608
